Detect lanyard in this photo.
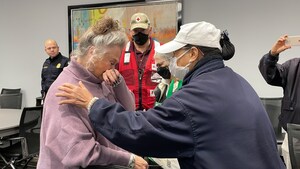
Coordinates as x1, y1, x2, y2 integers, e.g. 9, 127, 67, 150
166, 79, 182, 98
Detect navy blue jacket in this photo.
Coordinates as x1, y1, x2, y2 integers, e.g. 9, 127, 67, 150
259, 52, 300, 130
89, 55, 285, 169
41, 52, 68, 96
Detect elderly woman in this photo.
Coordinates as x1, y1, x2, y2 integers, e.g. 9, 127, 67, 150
37, 17, 148, 169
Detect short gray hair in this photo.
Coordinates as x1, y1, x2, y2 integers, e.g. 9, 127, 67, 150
73, 17, 128, 59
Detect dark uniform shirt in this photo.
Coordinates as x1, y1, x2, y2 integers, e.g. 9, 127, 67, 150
132, 40, 152, 70
41, 52, 68, 96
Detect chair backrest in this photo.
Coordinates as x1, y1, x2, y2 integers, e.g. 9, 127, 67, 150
287, 123, 300, 169
19, 106, 43, 155
260, 97, 284, 141
1, 88, 21, 94
0, 93, 22, 109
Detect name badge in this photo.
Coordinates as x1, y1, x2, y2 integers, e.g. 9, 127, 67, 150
56, 63, 61, 68
150, 90, 155, 97
124, 53, 130, 64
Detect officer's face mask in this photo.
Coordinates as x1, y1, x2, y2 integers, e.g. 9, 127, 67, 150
132, 32, 149, 46
157, 66, 171, 79
169, 49, 191, 80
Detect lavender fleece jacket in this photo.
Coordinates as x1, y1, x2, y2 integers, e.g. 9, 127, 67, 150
37, 60, 135, 169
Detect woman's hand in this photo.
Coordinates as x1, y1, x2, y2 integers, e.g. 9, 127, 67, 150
56, 81, 94, 109
103, 69, 121, 87
270, 35, 291, 56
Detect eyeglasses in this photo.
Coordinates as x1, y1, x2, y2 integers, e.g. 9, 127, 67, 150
173, 47, 191, 58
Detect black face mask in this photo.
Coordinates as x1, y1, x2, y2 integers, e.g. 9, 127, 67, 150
157, 66, 171, 79
132, 32, 149, 46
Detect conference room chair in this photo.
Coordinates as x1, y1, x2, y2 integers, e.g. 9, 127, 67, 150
0, 88, 21, 95
0, 106, 43, 169
287, 123, 300, 169
0, 88, 22, 109
0, 93, 22, 109
260, 97, 285, 155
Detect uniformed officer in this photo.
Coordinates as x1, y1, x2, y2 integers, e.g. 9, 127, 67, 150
41, 39, 69, 98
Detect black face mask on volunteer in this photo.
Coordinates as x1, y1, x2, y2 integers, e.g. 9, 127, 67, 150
157, 66, 171, 79
132, 32, 149, 46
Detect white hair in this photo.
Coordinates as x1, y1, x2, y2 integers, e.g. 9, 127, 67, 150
72, 17, 128, 67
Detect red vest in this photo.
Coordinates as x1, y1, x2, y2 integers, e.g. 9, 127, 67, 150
119, 40, 160, 110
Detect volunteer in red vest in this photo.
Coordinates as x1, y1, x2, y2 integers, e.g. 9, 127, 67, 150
118, 12, 160, 110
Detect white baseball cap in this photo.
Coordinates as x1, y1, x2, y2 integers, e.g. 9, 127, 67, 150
155, 21, 221, 54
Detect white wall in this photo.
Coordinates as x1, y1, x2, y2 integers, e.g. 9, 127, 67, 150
0, 0, 300, 107
0, 0, 135, 107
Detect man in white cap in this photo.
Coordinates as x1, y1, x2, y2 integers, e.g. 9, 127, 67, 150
118, 12, 160, 110
57, 21, 286, 169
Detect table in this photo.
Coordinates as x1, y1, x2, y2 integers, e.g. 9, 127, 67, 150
0, 109, 22, 138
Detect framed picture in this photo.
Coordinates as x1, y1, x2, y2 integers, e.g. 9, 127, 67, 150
68, 0, 182, 54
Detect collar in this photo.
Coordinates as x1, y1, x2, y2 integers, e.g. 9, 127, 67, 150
67, 60, 102, 84
183, 54, 224, 85
49, 52, 62, 61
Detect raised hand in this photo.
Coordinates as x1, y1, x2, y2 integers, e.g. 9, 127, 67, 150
270, 35, 291, 56
103, 69, 122, 87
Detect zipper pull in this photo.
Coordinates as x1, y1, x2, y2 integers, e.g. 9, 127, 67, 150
138, 69, 143, 80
